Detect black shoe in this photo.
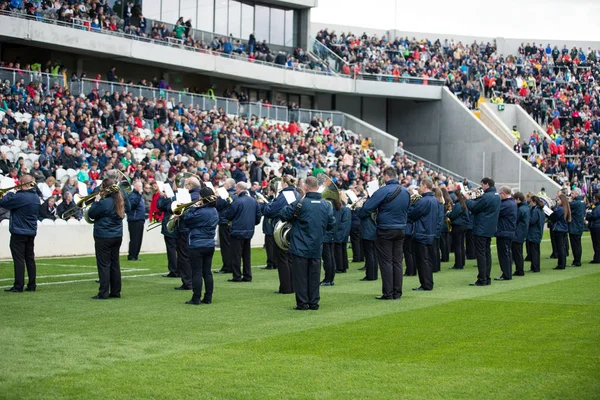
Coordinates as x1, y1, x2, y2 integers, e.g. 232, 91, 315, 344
309, 305, 319, 310
570, 263, 582, 267
4, 287, 22, 293
214, 270, 229, 274
469, 281, 487, 287
163, 273, 178, 278
450, 266, 463, 270
360, 277, 375, 281
404, 273, 417, 276
553, 266, 565, 270
513, 272, 525, 276
108, 293, 120, 298
358, 266, 366, 271
320, 281, 334, 286
487, 279, 492, 285
294, 305, 309, 310
531, 270, 540, 273
201, 299, 212, 304
91, 295, 108, 300
376, 295, 394, 300
95, 279, 100, 283
262, 266, 275, 270
494, 277, 506, 281
25, 286, 36, 292
548, 255, 557, 259
185, 300, 200, 305
228, 278, 242, 282
335, 270, 347, 273
412, 287, 431, 291
241, 278, 252, 282
175, 285, 191, 290
591, 261, 600, 264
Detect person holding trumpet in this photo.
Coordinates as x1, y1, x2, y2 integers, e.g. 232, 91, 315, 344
127, 181, 146, 261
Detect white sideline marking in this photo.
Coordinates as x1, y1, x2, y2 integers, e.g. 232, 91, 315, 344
0, 268, 147, 282
0, 272, 164, 289
0, 262, 98, 269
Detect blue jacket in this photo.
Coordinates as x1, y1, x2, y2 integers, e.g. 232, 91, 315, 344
216, 187, 236, 225
586, 203, 600, 230
351, 208, 361, 229
323, 200, 338, 243
360, 179, 410, 230
435, 202, 444, 238
496, 198, 517, 239
157, 196, 177, 238
281, 192, 335, 259
127, 190, 146, 222
513, 202, 530, 243
569, 196, 585, 235
262, 187, 300, 236
183, 205, 218, 249
405, 220, 414, 236
465, 210, 473, 229
466, 187, 501, 237
407, 192, 438, 245
334, 206, 352, 243
224, 191, 261, 239
359, 211, 377, 241
550, 206, 569, 232
448, 199, 470, 227
88, 192, 128, 238
177, 187, 201, 236
527, 206, 545, 243
0, 189, 40, 236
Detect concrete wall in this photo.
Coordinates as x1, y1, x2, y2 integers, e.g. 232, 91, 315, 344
343, 113, 397, 158
335, 94, 361, 117
361, 97, 387, 131
480, 103, 515, 147
487, 104, 551, 143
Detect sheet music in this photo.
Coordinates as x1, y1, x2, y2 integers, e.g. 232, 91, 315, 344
204, 181, 214, 190
366, 181, 379, 197
216, 187, 229, 200
283, 191, 296, 205
345, 190, 358, 204
176, 188, 191, 203
163, 183, 175, 199
77, 182, 88, 196
155, 181, 164, 193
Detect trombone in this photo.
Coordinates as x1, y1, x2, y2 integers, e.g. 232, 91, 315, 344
166, 195, 218, 233
146, 219, 162, 232
0, 181, 37, 199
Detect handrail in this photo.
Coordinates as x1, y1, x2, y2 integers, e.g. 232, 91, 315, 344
402, 149, 479, 187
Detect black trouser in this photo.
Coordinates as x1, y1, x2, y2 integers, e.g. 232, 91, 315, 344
403, 236, 416, 275
555, 231, 567, 269
321, 242, 335, 283
164, 236, 178, 275
264, 234, 275, 269
529, 242, 541, 272
231, 237, 252, 281
440, 231, 451, 262
189, 247, 214, 302
218, 224, 232, 273
94, 236, 122, 298
497, 237, 513, 279
350, 227, 363, 262
375, 229, 404, 298
512, 241, 524, 274
334, 242, 349, 272
465, 229, 476, 259
9, 234, 36, 291
275, 245, 294, 293
591, 229, 600, 263
525, 241, 532, 261
292, 255, 320, 308
474, 235, 492, 283
569, 233, 582, 265
451, 226, 466, 268
415, 241, 434, 290
363, 239, 378, 280
550, 230, 557, 258
430, 238, 441, 272
177, 232, 192, 288
127, 220, 144, 260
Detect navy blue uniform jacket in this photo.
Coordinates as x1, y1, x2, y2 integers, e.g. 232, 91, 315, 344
466, 186, 501, 237
586, 203, 600, 229
549, 206, 569, 232
359, 209, 377, 241
569, 196, 585, 235
513, 202, 530, 243
88, 191, 131, 238
177, 187, 201, 236
407, 192, 438, 245
448, 199, 470, 227
127, 190, 146, 222
360, 179, 409, 230
496, 198, 517, 239
527, 206, 545, 244
262, 186, 300, 236
0, 189, 40, 236
183, 205, 219, 249
224, 191, 261, 239
334, 206, 351, 243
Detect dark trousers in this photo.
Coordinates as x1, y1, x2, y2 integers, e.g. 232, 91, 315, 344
334, 242, 349, 272
525, 241, 532, 261
430, 238, 441, 272
440, 231, 451, 262
231, 237, 252, 281
497, 237, 513, 279
321, 242, 335, 283
375, 229, 404, 298
465, 229, 476, 259
512, 241, 524, 274
9, 234, 36, 291
350, 227, 363, 262
127, 220, 144, 259
292, 255, 320, 308
415, 241, 434, 290
218, 224, 232, 273
474, 235, 492, 283
164, 236, 178, 275
363, 239, 378, 280
94, 236, 122, 298
264, 234, 275, 269
555, 231, 567, 269
177, 232, 192, 288
569, 233, 582, 265
529, 242, 541, 272
403, 236, 416, 275
590, 229, 600, 263
451, 226, 466, 268
275, 245, 294, 293
550, 230, 557, 258
189, 247, 214, 302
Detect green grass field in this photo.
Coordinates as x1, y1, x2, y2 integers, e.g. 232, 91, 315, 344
1, 233, 599, 399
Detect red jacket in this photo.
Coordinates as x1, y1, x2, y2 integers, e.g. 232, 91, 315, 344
149, 192, 163, 222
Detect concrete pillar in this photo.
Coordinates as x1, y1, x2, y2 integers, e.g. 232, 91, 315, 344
298, 8, 311, 51
76, 58, 84, 76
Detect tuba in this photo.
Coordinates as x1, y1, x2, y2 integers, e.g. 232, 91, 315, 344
539, 194, 555, 216
273, 219, 292, 251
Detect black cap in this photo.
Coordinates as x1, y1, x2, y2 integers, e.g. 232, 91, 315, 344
200, 186, 215, 199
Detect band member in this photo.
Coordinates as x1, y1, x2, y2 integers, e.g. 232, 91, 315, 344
524, 192, 534, 262
280, 176, 335, 310
225, 182, 262, 282
127, 181, 145, 261
431, 188, 444, 273
568, 188, 585, 267
448, 189, 470, 269
87, 178, 130, 299
408, 179, 437, 291
175, 177, 202, 290
358, 203, 378, 281
157, 193, 178, 278
182, 187, 219, 305
586, 194, 600, 264
550, 193, 571, 270
321, 191, 338, 287
0, 175, 40, 293
350, 186, 364, 263
263, 176, 300, 293
334, 192, 351, 274
215, 178, 236, 274
262, 194, 276, 271
361, 167, 410, 300
512, 192, 529, 276
403, 187, 416, 276
495, 186, 517, 281
465, 211, 476, 260
439, 188, 452, 263
527, 196, 545, 272
467, 177, 501, 286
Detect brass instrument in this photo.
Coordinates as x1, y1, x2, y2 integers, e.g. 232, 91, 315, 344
166, 195, 218, 233
464, 188, 484, 200
348, 196, 367, 210
445, 200, 453, 232
146, 220, 162, 232
81, 184, 121, 224
175, 172, 201, 189
539, 194, 555, 216
410, 191, 422, 205
105, 169, 133, 194
0, 181, 37, 199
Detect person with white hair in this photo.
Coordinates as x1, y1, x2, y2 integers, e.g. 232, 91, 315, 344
569, 188, 586, 267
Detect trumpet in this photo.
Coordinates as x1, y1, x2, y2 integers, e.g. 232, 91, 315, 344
410, 192, 422, 205
0, 181, 37, 199
348, 196, 367, 210
445, 200, 453, 231
81, 184, 121, 224
464, 188, 484, 200
166, 195, 218, 233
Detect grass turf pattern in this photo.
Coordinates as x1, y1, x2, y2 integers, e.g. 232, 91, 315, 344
0, 233, 598, 399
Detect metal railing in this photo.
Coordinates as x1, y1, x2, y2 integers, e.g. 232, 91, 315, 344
403, 149, 479, 187
0, 67, 65, 89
